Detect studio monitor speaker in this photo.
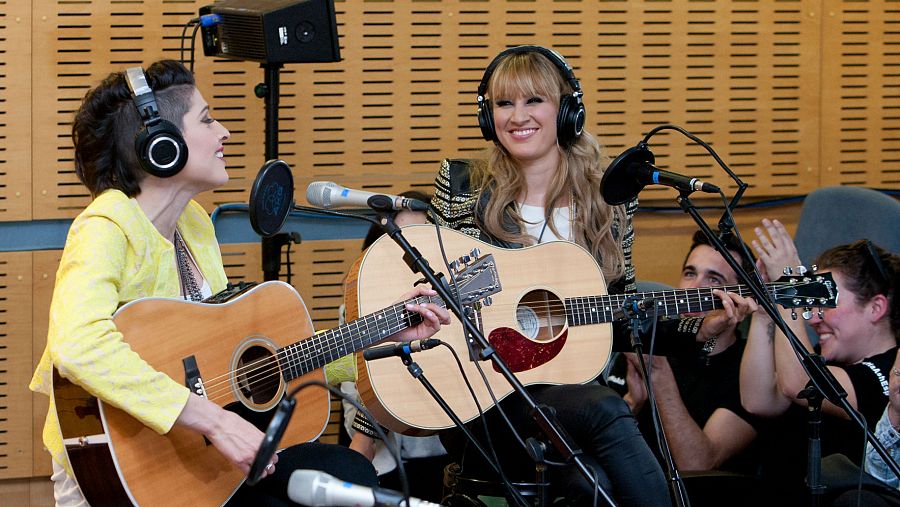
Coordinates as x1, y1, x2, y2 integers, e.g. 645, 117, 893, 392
200, 0, 340, 64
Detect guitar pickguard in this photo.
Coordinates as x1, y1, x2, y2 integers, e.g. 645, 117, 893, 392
488, 327, 568, 373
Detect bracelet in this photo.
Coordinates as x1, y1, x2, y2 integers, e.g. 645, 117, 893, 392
701, 335, 718, 355
351, 411, 383, 440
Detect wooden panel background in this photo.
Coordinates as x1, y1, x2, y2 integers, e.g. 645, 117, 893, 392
0, 1, 32, 220
820, 0, 900, 186
13, 0, 898, 222
0, 253, 34, 479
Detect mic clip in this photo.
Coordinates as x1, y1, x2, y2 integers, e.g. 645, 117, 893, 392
363, 339, 442, 362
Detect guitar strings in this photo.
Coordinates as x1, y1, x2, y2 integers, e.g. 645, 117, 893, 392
195, 278, 825, 404
442, 280, 829, 318
199, 302, 426, 404
199, 298, 436, 404
197, 286, 466, 404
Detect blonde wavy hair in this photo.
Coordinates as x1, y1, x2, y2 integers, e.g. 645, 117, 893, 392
470, 49, 627, 282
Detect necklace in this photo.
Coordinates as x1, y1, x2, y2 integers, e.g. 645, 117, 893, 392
174, 230, 203, 302
532, 192, 577, 244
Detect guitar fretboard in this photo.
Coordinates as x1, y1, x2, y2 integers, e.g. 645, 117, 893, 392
566, 283, 766, 326
275, 295, 446, 381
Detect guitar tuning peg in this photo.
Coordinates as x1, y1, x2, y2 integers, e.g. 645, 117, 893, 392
449, 260, 460, 273
783, 266, 794, 275
470, 248, 481, 259
802, 308, 813, 320
797, 265, 808, 276
811, 264, 818, 272
790, 310, 798, 320
483, 296, 493, 307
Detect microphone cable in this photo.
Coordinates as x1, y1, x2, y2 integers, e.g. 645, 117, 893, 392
427, 211, 533, 507
179, 18, 199, 69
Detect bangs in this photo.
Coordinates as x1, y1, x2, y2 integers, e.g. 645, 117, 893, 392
487, 52, 563, 103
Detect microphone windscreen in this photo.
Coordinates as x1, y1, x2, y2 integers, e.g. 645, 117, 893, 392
249, 159, 295, 237
600, 144, 655, 205
287, 470, 323, 505
305, 181, 335, 208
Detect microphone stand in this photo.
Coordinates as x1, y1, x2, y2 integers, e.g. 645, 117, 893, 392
368, 199, 617, 507
623, 299, 691, 507
388, 345, 533, 505
675, 190, 900, 505
257, 62, 293, 281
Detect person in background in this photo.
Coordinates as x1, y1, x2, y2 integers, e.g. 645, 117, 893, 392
741, 219, 899, 502
429, 44, 753, 506
866, 349, 900, 490
29, 60, 449, 507
619, 230, 763, 477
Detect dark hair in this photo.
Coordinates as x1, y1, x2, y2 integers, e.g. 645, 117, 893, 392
816, 240, 899, 339
73, 60, 196, 197
361, 190, 432, 250
683, 230, 757, 279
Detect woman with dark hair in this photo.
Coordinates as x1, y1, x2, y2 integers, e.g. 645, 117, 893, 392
28, 60, 449, 507
742, 219, 900, 502
429, 46, 755, 506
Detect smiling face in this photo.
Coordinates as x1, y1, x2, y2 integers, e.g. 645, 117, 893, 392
810, 269, 877, 363
486, 51, 570, 170
492, 93, 560, 167
177, 88, 230, 192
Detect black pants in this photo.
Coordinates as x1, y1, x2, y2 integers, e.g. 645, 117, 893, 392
450, 382, 671, 507
227, 442, 377, 507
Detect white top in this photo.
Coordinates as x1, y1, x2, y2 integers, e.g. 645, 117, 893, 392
518, 202, 571, 243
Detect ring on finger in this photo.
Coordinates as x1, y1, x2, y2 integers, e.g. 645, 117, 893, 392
266, 463, 275, 472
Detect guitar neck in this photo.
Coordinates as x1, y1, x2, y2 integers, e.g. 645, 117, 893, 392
276, 295, 445, 382
566, 284, 762, 326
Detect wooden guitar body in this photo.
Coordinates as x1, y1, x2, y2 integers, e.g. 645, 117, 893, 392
347, 224, 612, 435
53, 281, 328, 507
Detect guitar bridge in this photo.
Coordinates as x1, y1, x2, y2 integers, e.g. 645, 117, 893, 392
183, 356, 207, 398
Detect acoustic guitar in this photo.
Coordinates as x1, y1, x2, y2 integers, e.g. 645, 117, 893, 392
52, 266, 499, 507
346, 224, 839, 435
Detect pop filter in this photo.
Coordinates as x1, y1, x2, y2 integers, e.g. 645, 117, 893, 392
249, 159, 295, 237
599, 143, 655, 205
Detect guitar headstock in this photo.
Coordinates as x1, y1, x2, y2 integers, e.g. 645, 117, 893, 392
771, 271, 839, 319
451, 252, 502, 306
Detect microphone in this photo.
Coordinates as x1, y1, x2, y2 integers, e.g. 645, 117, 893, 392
612, 297, 657, 321
249, 159, 295, 237
363, 339, 442, 361
600, 143, 721, 205
288, 469, 443, 507
306, 181, 430, 212
628, 296, 657, 313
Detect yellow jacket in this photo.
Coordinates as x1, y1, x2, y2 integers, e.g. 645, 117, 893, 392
29, 190, 228, 471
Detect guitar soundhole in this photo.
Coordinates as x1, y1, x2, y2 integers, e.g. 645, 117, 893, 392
517, 289, 566, 342
235, 346, 281, 405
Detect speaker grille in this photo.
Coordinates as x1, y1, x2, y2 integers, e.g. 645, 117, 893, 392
218, 14, 267, 62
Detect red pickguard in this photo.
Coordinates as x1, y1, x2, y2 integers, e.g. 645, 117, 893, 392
488, 327, 568, 373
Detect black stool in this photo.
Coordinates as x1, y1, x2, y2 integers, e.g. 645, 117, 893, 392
442, 462, 552, 507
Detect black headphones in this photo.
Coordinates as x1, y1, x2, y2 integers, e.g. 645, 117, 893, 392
477, 45, 586, 148
125, 67, 189, 178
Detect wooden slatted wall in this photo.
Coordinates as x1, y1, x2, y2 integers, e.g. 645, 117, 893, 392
0, 1, 32, 220
12, 0, 898, 223
821, 0, 900, 186
0, 253, 36, 478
